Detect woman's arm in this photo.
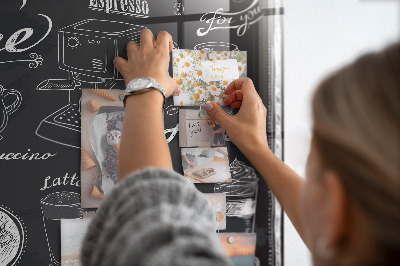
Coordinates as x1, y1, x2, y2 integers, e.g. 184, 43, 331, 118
241, 141, 306, 240
118, 91, 171, 180
205, 78, 306, 241
113, 29, 178, 181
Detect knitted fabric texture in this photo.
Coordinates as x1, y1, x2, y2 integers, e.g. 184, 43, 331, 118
80, 167, 232, 266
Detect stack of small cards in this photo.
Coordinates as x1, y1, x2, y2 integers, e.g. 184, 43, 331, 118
74, 49, 256, 266
173, 49, 258, 266
174, 49, 247, 184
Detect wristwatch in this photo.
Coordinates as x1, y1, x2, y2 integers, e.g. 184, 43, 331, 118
119, 77, 166, 109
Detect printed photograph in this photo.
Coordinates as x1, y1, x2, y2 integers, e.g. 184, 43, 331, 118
179, 109, 226, 147
61, 219, 92, 266
81, 89, 125, 208
181, 147, 231, 183
218, 233, 257, 266
172, 49, 247, 106
204, 193, 227, 230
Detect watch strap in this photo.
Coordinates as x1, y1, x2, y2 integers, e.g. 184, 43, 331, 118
120, 77, 166, 110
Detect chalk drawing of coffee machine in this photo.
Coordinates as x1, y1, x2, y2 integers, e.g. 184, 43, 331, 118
36, 19, 145, 148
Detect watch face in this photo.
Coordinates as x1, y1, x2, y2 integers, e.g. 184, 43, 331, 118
130, 77, 151, 90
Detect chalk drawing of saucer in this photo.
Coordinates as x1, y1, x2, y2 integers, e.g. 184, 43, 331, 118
0, 206, 26, 266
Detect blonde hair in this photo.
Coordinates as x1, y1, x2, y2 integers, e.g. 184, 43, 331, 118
311, 43, 400, 264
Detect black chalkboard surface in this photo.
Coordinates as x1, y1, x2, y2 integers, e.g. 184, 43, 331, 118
0, 0, 284, 265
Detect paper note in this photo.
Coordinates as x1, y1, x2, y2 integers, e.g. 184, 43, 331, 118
199, 59, 239, 82
173, 49, 247, 106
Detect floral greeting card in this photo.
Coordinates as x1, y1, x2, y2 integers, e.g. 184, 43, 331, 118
172, 49, 247, 106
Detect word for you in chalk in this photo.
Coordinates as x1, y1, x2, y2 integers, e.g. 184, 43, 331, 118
197, 0, 264, 37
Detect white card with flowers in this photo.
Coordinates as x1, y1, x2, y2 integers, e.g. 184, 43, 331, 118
172, 49, 247, 106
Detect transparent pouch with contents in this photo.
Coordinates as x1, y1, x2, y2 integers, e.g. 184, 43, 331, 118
88, 106, 125, 196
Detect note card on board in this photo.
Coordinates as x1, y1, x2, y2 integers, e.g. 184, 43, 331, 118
172, 49, 247, 106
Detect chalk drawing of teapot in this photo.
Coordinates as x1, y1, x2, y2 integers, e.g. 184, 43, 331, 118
0, 85, 22, 140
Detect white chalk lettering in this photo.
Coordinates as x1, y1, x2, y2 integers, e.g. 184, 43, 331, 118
0, 14, 52, 53
197, 0, 264, 37
89, 0, 149, 17
20, 0, 27, 10
0, 148, 57, 160
40, 173, 80, 190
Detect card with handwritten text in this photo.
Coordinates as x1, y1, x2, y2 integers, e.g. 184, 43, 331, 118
173, 49, 247, 106
179, 109, 226, 148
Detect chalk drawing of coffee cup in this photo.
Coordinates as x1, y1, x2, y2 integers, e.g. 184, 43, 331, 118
0, 85, 22, 140
40, 192, 83, 266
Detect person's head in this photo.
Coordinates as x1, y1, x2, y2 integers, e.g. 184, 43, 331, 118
301, 43, 400, 266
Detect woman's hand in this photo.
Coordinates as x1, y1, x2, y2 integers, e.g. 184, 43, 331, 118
205, 78, 269, 155
113, 29, 179, 97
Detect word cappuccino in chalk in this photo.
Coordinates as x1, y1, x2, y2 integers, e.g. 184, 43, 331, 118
197, 0, 263, 37
0, 148, 57, 160
89, 0, 149, 17
40, 173, 80, 190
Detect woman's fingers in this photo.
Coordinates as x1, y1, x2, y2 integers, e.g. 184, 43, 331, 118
156, 31, 173, 53
230, 101, 243, 109
126, 41, 139, 59
224, 78, 256, 96
172, 86, 182, 96
223, 90, 243, 105
223, 78, 259, 109
113, 57, 128, 73
139, 29, 155, 52
224, 80, 238, 95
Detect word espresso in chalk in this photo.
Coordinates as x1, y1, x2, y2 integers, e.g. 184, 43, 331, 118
197, 0, 263, 37
0, 149, 57, 160
89, 0, 149, 17
40, 173, 80, 190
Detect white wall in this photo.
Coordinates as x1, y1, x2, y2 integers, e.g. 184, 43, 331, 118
283, 1, 400, 265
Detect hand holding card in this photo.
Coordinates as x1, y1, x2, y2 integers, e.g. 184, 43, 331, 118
206, 78, 269, 156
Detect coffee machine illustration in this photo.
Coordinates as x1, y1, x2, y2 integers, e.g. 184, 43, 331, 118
36, 19, 145, 148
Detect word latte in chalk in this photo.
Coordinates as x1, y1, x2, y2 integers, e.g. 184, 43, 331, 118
40, 173, 80, 190
89, 0, 149, 17
0, 149, 57, 160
